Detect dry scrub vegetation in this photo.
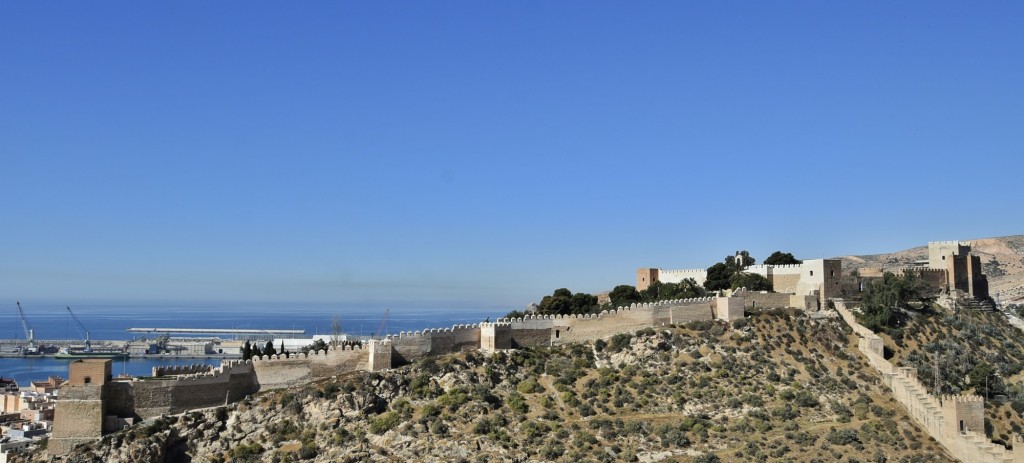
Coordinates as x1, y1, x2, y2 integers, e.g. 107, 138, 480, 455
32, 311, 956, 463
885, 306, 1024, 448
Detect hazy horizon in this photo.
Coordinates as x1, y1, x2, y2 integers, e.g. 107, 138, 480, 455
3, 3, 1021, 308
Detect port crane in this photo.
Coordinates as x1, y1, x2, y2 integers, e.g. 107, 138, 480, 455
66, 306, 93, 353
15, 301, 36, 353
373, 309, 390, 339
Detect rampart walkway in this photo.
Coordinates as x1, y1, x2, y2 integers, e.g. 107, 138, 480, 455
833, 299, 1022, 463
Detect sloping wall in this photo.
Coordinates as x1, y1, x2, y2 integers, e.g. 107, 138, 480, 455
834, 300, 1019, 463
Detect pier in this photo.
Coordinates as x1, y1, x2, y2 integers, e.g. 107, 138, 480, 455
126, 327, 306, 337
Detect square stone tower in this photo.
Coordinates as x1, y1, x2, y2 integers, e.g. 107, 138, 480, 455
636, 268, 659, 291
51, 359, 113, 455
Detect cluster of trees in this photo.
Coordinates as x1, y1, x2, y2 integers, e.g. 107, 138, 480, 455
706, 250, 772, 291
858, 271, 935, 331
607, 278, 707, 308
763, 251, 801, 266
242, 340, 290, 360
505, 288, 600, 318
300, 339, 329, 354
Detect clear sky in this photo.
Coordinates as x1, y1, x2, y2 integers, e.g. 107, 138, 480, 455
1, 2, 1022, 311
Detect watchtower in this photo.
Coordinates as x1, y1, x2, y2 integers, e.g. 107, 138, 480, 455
51, 359, 112, 454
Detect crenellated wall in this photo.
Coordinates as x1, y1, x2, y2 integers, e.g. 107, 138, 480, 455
55, 296, 745, 455
388, 324, 482, 365
636, 267, 709, 291
152, 364, 213, 378
494, 297, 717, 348
109, 360, 258, 419
252, 343, 369, 389
834, 299, 1020, 463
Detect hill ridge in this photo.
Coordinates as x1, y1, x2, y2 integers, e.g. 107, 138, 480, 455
839, 234, 1024, 303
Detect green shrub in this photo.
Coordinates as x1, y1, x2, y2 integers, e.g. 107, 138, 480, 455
826, 428, 861, 445
436, 388, 469, 411
429, 419, 448, 436
230, 442, 264, 459
608, 334, 633, 353
517, 378, 544, 394
369, 411, 400, 434
507, 392, 528, 414
298, 441, 318, 460
693, 453, 720, 463
794, 389, 819, 408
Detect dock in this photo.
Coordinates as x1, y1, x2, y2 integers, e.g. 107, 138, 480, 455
126, 328, 305, 338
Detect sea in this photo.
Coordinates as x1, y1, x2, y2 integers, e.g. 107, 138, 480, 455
0, 302, 509, 388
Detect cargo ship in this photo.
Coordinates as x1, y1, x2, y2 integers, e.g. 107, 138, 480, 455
54, 347, 129, 360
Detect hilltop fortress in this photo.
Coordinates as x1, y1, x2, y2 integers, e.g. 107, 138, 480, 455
50, 240, 998, 461
640, 241, 990, 305
639, 258, 843, 310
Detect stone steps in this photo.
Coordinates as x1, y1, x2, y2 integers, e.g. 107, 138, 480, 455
958, 430, 1013, 462
956, 298, 996, 311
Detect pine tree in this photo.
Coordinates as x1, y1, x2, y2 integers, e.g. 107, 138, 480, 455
242, 340, 252, 361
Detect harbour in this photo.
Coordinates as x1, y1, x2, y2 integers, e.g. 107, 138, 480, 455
0, 302, 506, 388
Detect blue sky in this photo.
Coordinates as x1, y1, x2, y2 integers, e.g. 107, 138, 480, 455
1, 2, 1022, 310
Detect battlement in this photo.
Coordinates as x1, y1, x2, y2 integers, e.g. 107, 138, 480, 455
940, 394, 984, 404
251, 342, 366, 362
152, 364, 212, 378
659, 268, 706, 275
902, 267, 947, 274
479, 322, 511, 328
744, 263, 804, 271
495, 297, 714, 324
219, 359, 250, 370
133, 359, 255, 384
390, 322, 483, 339
929, 240, 968, 246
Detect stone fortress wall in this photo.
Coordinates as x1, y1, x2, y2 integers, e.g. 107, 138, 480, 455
252, 343, 371, 390
152, 364, 213, 377
53, 295, 743, 454
106, 361, 257, 419
834, 300, 1020, 463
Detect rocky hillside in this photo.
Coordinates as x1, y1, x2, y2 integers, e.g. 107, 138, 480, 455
840, 235, 1024, 303
23, 310, 954, 463
874, 306, 1024, 449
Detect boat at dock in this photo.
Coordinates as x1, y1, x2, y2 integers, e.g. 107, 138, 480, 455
54, 348, 129, 360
